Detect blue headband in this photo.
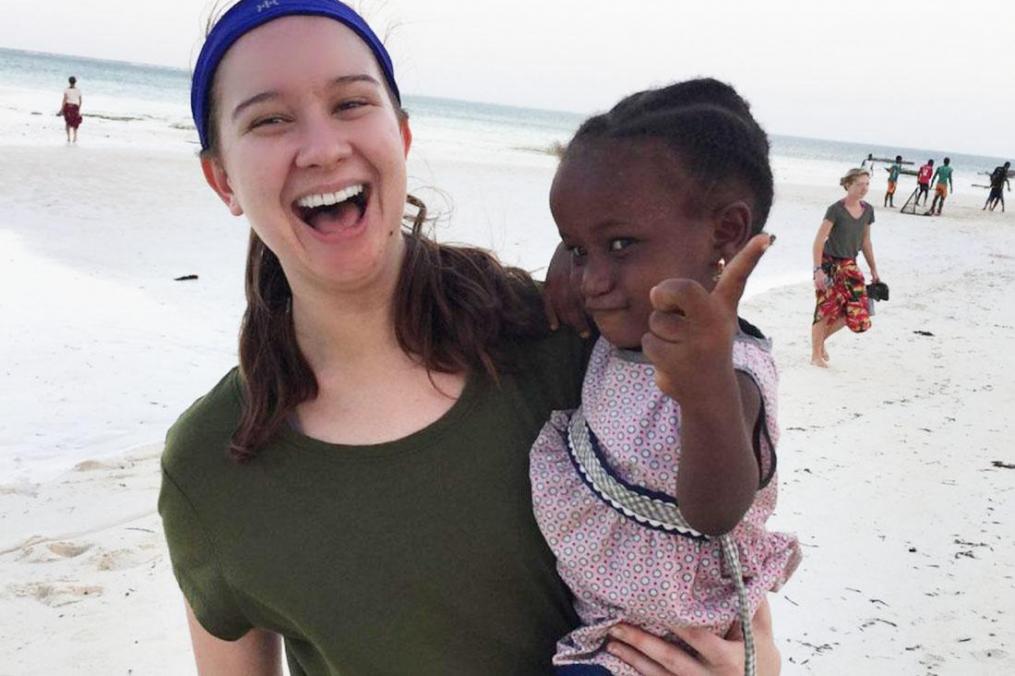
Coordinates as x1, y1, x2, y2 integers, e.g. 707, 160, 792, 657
191, 0, 400, 150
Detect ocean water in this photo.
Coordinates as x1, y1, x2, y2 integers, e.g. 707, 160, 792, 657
3, 47, 1009, 188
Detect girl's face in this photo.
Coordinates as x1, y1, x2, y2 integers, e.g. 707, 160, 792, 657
847, 175, 870, 200
202, 16, 412, 296
550, 140, 725, 349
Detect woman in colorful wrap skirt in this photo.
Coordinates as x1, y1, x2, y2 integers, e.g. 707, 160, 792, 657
810, 168, 880, 367
59, 76, 83, 142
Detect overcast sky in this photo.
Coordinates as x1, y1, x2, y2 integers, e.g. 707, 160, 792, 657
3, 0, 1013, 157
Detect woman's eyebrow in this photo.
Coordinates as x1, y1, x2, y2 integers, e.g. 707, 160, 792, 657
232, 91, 280, 121
231, 74, 382, 121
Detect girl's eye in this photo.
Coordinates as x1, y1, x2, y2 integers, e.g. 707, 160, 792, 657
567, 245, 587, 262
609, 238, 634, 252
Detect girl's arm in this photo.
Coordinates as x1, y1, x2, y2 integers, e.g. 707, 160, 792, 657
860, 224, 878, 282
676, 366, 760, 535
185, 600, 283, 676
642, 234, 773, 536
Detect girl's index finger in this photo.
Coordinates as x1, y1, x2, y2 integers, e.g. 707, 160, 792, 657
712, 233, 775, 309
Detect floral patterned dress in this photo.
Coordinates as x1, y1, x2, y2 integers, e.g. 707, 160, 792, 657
530, 329, 801, 674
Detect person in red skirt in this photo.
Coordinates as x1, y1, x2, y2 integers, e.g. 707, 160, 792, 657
810, 168, 881, 367
59, 76, 83, 142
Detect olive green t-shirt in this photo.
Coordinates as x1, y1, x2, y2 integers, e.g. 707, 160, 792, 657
159, 329, 589, 676
822, 200, 874, 259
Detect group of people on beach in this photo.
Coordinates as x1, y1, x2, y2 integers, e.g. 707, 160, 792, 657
874, 151, 1012, 216
811, 146, 1014, 368
875, 154, 954, 214
159, 1, 799, 675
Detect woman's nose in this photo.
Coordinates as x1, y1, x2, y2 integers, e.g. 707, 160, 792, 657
294, 112, 353, 169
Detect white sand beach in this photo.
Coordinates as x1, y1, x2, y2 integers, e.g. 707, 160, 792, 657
1, 101, 1014, 676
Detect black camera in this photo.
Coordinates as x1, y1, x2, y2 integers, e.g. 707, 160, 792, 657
866, 281, 890, 302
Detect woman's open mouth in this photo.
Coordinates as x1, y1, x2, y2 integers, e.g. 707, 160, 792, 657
293, 184, 370, 235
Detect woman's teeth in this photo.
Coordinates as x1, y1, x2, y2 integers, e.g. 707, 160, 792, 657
296, 184, 364, 209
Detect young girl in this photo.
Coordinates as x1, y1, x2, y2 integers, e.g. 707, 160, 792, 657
530, 79, 801, 676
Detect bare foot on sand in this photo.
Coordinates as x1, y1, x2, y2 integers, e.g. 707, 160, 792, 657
810, 355, 829, 368
822, 347, 829, 361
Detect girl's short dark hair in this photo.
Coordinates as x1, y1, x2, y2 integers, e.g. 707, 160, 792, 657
565, 78, 773, 233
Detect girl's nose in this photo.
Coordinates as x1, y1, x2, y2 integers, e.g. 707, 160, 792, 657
294, 112, 353, 169
579, 255, 613, 297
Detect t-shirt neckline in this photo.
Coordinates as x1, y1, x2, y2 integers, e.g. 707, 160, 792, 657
272, 370, 481, 459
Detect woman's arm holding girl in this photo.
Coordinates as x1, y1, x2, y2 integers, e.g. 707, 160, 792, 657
608, 597, 781, 676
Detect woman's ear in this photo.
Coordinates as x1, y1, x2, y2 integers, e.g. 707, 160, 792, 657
713, 200, 753, 261
200, 156, 244, 216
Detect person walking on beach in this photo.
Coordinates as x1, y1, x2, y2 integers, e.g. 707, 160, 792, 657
916, 159, 934, 206
158, 1, 782, 674
811, 168, 880, 367
884, 155, 903, 208
929, 157, 954, 215
860, 153, 876, 173
58, 76, 82, 142
984, 161, 1011, 212
530, 77, 800, 676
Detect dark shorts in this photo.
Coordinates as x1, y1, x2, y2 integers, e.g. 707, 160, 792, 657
989, 187, 1004, 201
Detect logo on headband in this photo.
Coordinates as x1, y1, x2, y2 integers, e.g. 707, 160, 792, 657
256, 0, 280, 11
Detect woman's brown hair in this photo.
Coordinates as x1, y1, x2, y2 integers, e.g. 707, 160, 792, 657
226, 198, 547, 461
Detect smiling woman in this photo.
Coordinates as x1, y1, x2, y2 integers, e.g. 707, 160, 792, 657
157, 1, 781, 675
160, 3, 592, 674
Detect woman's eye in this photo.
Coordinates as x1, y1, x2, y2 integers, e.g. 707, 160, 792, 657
609, 238, 634, 252
336, 98, 369, 113
567, 245, 587, 261
250, 115, 287, 129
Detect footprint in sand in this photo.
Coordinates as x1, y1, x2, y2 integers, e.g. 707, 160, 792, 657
10, 582, 104, 607
15, 541, 93, 564
0, 483, 39, 497
48, 542, 92, 558
73, 460, 114, 472
92, 548, 152, 571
